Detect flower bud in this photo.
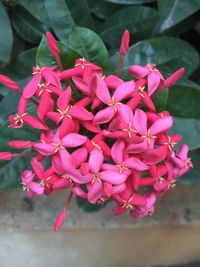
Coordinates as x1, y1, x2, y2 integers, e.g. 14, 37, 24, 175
54, 209, 66, 232
46, 32, 60, 58
120, 29, 130, 56
0, 74, 19, 91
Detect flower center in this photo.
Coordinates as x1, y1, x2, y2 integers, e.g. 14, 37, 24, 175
14, 113, 27, 126
121, 196, 134, 209
52, 142, 65, 153
57, 106, 72, 120
122, 122, 136, 137
108, 96, 121, 112
163, 136, 177, 151
141, 129, 157, 144
91, 173, 102, 184
75, 58, 91, 70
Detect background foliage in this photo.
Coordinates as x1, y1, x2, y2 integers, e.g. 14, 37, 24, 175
0, 0, 200, 196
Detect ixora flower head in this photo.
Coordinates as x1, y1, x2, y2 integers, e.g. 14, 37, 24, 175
0, 30, 192, 231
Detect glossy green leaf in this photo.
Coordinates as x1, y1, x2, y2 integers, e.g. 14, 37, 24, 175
158, 0, 200, 32
167, 83, 200, 119
180, 149, 200, 184
0, 2, 13, 63
11, 6, 49, 44
170, 117, 200, 150
103, 0, 155, 4
153, 89, 169, 112
99, 6, 158, 47
44, 0, 75, 40
87, 0, 123, 20
36, 36, 80, 69
68, 27, 110, 69
65, 0, 95, 29
18, 0, 51, 26
110, 37, 200, 78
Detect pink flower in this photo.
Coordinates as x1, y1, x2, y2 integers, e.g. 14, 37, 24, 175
21, 170, 44, 197
129, 63, 164, 96
93, 79, 134, 124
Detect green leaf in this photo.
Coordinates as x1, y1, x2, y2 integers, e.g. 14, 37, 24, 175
87, 0, 123, 20
170, 117, 200, 150
153, 89, 169, 112
103, 0, 155, 4
18, 0, 51, 26
110, 37, 200, 78
11, 6, 49, 44
65, 0, 95, 29
0, 48, 37, 96
158, 0, 200, 32
167, 83, 200, 119
180, 149, 200, 184
0, 2, 13, 63
36, 36, 80, 69
76, 196, 107, 212
68, 27, 110, 69
0, 155, 31, 189
99, 6, 158, 47
44, 0, 75, 40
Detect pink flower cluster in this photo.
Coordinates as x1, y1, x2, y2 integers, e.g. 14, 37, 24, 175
0, 30, 193, 231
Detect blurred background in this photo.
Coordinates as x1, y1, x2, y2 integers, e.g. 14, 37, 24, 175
0, 0, 200, 266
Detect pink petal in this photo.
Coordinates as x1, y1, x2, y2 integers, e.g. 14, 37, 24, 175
57, 87, 71, 110
93, 107, 115, 124
69, 169, 91, 184
42, 68, 61, 87
125, 157, 148, 171
62, 133, 87, 147
100, 171, 126, 185
164, 67, 185, 88
128, 65, 149, 78
71, 147, 88, 168
104, 75, 123, 89
133, 108, 147, 135
18, 96, 28, 115
88, 182, 103, 204
37, 92, 54, 121
31, 158, 44, 179
58, 149, 74, 172
23, 74, 41, 99
114, 81, 135, 102
89, 148, 104, 173
126, 140, 147, 154
23, 114, 48, 130
72, 77, 89, 95
148, 72, 160, 96
60, 67, 83, 80
33, 143, 55, 155
176, 144, 189, 160
130, 194, 146, 206
96, 78, 112, 104
29, 182, 44, 195
112, 183, 126, 194
117, 104, 133, 124
111, 140, 125, 164
0, 152, 13, 160
69, 106, 94, 121
47, 111, 61, 124
150, 116, 173, 135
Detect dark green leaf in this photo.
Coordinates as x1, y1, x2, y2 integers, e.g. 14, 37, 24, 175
167, 83, 200, 119
103, 0, 155, 4
153, 89, 169, 112
180, 149, 200, 184
18, 0, 51, 26
36, 36, 80, 69
158, 0, 200, 32
170, 117, 200, 150
110, 37, 200, 78
0, 2, 13, 63
65, 0, 95, 29
68, 27, 110, 69
0, 48, 37, 96
0, 155, 31, 189
11, 6, 49, 44
76, 196, 107, 212
44, 0, 75, 40
99, 6, 158, 47
87, 0, 123, 20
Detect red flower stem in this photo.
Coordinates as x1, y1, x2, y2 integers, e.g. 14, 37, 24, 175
56, 56, 64, 71
13, 152, 36, 158
117, 54, 124, 77
64, 191, 73, 209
